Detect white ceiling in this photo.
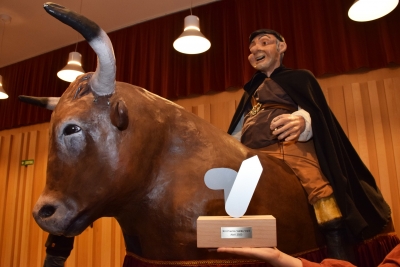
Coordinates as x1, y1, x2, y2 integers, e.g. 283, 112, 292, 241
0, 0, 219, 68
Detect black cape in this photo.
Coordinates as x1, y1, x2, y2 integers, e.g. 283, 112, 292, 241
228, 66, 391, 239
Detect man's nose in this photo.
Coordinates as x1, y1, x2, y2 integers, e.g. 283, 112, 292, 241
249, 44, 259, 54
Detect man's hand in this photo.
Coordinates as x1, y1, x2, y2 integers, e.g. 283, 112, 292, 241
270, 114, 305, 141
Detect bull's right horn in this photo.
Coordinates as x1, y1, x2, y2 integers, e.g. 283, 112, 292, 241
43, 2, 116, 97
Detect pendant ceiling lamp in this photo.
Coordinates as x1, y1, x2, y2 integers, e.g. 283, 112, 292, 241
0, 14, 11, 100
173, 7, 211, 54
57, 0, 85, 82
57, 51, 85, 82
348, 0, 399, 22
0, 75, 8, 99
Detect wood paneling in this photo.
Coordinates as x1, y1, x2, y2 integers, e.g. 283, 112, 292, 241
1, 67, 400, 266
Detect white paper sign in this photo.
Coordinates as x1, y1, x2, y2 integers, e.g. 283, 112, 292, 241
204, 155, 263, 218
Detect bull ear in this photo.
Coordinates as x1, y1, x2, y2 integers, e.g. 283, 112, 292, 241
110, 99, 129, 131
18, 95, 60, 110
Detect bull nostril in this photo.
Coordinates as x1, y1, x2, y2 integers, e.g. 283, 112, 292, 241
38, 205, 56, 218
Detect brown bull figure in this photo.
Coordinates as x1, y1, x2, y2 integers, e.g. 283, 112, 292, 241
19, 2, 394, 264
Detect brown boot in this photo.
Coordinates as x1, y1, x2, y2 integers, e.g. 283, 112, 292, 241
313, 196, 356, 263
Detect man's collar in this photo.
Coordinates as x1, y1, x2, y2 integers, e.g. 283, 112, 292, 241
269, 65, 285, 77
243, 72, 266, 93
244, 65, 286, 94
254, 65, 285, 78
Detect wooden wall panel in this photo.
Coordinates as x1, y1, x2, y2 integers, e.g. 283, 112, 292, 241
192, 104, 211, 123
0, 135, 11, 259
327, 85, 348, 136
1, 67, 400, 266
351, 83, 372, 173
343, 84, 359, 152
369, 81, 391, 202
382, 78, 400, 236
18, 131, 38, 267
1, 133, 23, 267
31, 128, 49, 266
362, 82, 380, 180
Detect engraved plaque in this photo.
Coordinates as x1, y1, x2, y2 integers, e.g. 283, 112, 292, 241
221, 227, 252, 238
197, 215, 276, 247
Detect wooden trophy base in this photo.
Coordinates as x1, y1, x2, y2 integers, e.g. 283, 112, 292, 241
197, 215, 276, 248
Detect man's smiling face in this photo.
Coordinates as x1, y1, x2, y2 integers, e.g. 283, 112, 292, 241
248, 34, 286, 76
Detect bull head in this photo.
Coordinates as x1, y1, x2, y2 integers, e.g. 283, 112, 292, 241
23, 3, 132, 236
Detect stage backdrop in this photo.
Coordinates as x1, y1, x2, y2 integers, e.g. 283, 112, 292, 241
0, 0, 400, 131
0, 66, 399, 267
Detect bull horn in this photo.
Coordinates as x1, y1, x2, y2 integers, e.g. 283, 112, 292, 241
18, 95, 60, 110
43, 2, 116, 96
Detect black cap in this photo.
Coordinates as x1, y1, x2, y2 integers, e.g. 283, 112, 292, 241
249, 29, 285, 44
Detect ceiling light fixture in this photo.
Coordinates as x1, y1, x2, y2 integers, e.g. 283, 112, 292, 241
348, 0, 399, 22
57, 0, 85, 82
57, 51, 85, 82
0, 14, 11, 100
173, 3, 210, 54
0, 75, 8, 99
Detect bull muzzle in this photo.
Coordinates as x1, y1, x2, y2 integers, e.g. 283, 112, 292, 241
32, 194, 80, 236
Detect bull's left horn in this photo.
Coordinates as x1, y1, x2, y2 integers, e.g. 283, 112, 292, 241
18, 95, 60, 110
43, 2, 116, 96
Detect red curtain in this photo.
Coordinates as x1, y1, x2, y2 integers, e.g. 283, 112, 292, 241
1, 0, 400, 131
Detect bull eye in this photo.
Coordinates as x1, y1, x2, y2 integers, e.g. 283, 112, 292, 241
63, 124, 82, 136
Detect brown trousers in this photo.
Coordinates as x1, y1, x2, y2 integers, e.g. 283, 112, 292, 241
259, 139, 333, 205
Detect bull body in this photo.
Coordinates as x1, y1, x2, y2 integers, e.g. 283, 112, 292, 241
29, 2, 326, 261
